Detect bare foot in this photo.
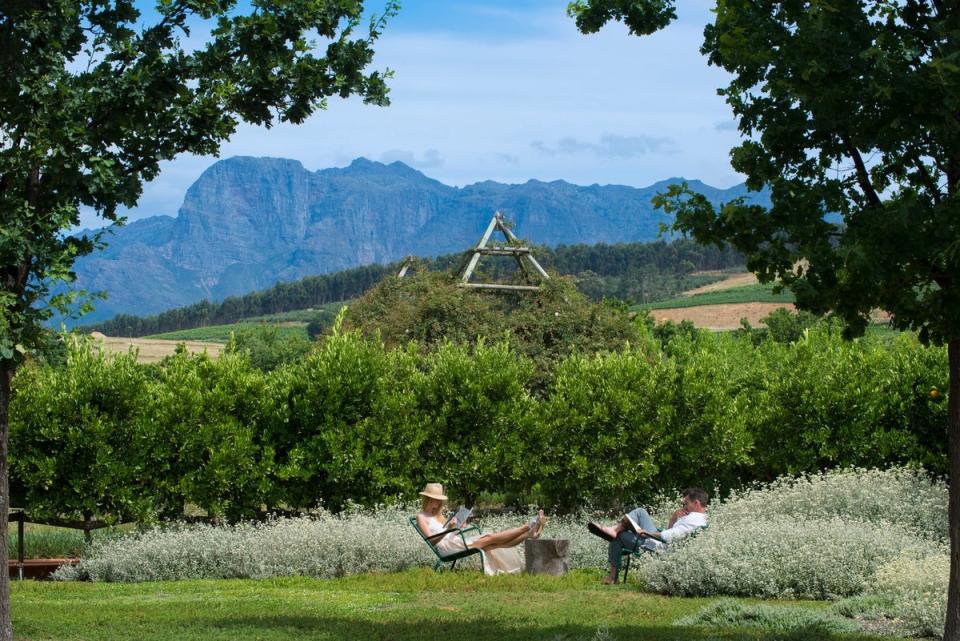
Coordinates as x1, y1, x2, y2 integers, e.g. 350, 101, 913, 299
599, 524, 618, 539
602, 575, 617, 585
533, 510, 547, 538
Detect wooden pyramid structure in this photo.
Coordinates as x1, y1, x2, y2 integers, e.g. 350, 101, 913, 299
457, 211, 549, 292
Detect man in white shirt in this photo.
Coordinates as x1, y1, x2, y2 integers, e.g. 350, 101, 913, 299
587, 487, 709, 584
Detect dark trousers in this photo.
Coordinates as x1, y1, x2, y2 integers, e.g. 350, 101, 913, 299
607, 507, 659, 568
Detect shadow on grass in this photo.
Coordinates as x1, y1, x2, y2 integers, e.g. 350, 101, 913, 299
212, 616, 877, 641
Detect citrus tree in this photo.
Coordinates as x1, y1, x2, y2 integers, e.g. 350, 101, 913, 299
569, 1, 960, 637
0, 0, 395, 636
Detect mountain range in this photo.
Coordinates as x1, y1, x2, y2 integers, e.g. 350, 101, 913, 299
73, 156, 769, 322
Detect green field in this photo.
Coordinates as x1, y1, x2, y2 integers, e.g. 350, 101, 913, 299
638, 284, 795, 310
144, 322, 309, 343
243, 302, 350, 324
142, 302, 348, 343
12, 571, 882, 641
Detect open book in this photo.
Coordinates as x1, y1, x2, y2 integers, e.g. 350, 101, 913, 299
621, 513, 663, 542
621, 512, 642, 535
443, 506, 473, 530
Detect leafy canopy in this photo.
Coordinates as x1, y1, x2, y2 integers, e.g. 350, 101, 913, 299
0, 0, 396, 366
570, 0, 960, 344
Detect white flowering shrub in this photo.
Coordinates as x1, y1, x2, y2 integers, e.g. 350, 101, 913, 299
709, 467, 947, 539
638, 467, 948, 600
55, 508, 435, 582
642, 515, 938, 599
866, 551, 949, 638
53, 506, 611, 582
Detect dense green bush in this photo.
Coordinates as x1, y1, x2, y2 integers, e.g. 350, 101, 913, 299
748, 325, 948, 480
415, 340, 535, 504
147, 349, 271, 520
539, 347, 674, 510
344, 272, 640, 390
226, 324, 312, 371
10, 337, 160, 523
264, 321, 416, 512
8, 317, 950, 523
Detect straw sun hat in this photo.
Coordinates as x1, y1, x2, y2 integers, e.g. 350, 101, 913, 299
418, 482, 447, 501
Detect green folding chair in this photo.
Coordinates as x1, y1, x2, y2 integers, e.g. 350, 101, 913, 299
620, 523, 709, 583
409, 515, 486, 573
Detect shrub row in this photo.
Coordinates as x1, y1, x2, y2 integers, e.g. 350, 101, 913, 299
11, 320, 948, 523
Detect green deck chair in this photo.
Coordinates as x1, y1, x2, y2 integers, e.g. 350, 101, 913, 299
619, 523, 708, 583
409, 515, 486, 573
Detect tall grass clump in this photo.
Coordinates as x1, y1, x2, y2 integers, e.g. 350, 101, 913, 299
640, 467, 947, 601
676, 599, 857, 634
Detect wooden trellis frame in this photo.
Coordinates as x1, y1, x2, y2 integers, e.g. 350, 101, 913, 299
457, 211, 549, 291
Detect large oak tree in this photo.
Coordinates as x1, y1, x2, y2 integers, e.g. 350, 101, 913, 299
0, 0, 395, 637
569, 0, 960, 638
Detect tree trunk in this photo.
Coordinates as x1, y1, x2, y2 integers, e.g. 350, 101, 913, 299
945, 340, 960, 641
0, 367, 12, 641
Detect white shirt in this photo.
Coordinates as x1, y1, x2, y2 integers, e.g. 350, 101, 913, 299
658, 511, 707, 544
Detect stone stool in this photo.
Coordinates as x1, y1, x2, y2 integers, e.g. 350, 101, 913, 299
524, 538, 570, 576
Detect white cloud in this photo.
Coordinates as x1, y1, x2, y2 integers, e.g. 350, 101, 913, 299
532, 134, 675, 158
379, 148, 444, 168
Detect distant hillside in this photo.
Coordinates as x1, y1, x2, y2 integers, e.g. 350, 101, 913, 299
70, 156, 770, 323
82, 238, 745, 337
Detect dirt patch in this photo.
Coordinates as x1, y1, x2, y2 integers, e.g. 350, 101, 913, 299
89, 333, 223, 364
684, 272, 758, 296
651, 303, 795, 330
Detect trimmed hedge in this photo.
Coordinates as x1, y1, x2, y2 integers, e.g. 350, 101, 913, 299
10, 320, 948, 523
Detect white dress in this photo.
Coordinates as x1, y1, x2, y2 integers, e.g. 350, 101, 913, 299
422, 513, 522, 576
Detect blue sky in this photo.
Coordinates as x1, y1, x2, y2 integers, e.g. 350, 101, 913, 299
94, 1, 742, 228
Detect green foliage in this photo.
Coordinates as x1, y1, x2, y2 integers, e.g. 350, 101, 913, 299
539, 348, 674, 510
345, 272, 640, 391
146, 322, 308, 343
748, 325, 948, 480
226, 324, 312, 371
264, 319, 420, 511
305, 309, 338, 340
147, 350, 271, 520
658, 332, 756, 491
7, 524, 128, 560
10, 337, 158, 523
7, 319, 950, 521
415, 341, 535, 504
738, 308, 822, 346
677, 600, 858, 635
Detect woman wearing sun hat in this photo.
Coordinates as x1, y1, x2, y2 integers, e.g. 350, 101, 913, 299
415, 482, 546, 575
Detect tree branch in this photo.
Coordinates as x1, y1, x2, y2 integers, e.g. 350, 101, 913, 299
842, 136, 883, 208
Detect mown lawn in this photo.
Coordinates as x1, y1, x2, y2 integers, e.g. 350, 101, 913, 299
13, 570, 887, 641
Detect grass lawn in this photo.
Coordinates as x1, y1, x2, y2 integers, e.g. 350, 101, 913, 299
13, 570, 887, 641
